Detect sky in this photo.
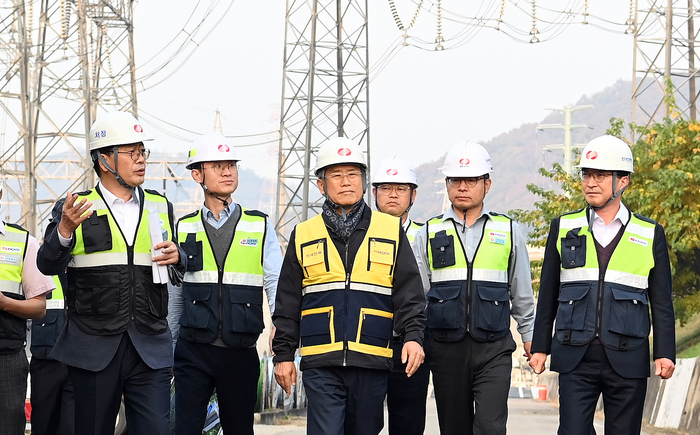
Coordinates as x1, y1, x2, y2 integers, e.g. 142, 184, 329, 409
132, 1, 634, 177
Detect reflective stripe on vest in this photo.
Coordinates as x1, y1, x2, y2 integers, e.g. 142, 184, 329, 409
294, 212, 399, 359
178, 208, 265, 286
45, 275, 65, 310
557, 210, 655, 288
69, 190, 171, 268
0, 224, 28, 296
427, 216, 511, 284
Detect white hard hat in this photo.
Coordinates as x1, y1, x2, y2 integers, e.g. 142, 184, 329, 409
442, 140, 493, 177
372, 155, 418, 187
314, 137, 367, 176
89, 111, 152, 151
576, 135, 634, 173
186, 132, 241, 170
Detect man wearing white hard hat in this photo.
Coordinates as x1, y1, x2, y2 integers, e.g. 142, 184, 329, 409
272, 137, 426, 434
530, 135, 676, 435
173, 132, 282, 435
413, 141, 535, 435
371, 156, 430, 435
0, 177, 55, 435
37, 111, 184, 435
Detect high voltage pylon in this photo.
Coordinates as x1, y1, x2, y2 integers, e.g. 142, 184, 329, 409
0, 0, 139, 235
275, 0, 370, 245
633, 0, 700, 124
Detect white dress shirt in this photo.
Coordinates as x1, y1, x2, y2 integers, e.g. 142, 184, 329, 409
591, 203, 629, 248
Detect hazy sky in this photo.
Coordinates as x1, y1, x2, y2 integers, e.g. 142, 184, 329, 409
132, 1, 634, 177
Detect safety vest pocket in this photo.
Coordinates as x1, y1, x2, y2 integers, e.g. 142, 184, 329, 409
181, 233, 203, 272
226, 287, 264, 334
300, 239, 329, 278
608, 286, 649, 338
146, 283, 168, 318
430, 230, 456, 269
357, 308, 393, 348
555, 284, 591, 331
367, 238, 396, 276
300, 307, 335, 348
426, 283, 464, 330
180, 285, 214, 329
81, 214, 113, 253
30, 310, 62, 348
0, 307, 25, 341
73, 271, 121, 315
473, 284, 510, 332
560, 229, 587, 269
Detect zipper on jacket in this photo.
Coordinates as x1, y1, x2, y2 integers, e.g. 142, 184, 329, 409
343, 242, 350, 366
218, 267, 225, 338
127, 245, 136, 322
595, 266, 604, 338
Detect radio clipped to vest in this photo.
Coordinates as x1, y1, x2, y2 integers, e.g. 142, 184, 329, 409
560, 228, 586, 269
430, 230, 456, 269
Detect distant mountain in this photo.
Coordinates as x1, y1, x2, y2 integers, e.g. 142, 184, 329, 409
409, 79, 663, 222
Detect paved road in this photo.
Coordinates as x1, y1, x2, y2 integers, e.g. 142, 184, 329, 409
253, 397, 668, 434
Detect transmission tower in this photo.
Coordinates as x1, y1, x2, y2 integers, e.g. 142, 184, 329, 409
0, 0, 137, 235
633, 0, 700, 125
275, 0, 370, 244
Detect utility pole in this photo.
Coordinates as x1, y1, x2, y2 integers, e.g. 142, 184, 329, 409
537, 105, 593, 174
632, 0, 700, 126
275, 0, 370, 245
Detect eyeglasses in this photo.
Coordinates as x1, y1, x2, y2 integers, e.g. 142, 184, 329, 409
377, 184, 411, 195
324, 171, 362, 182
446, 176, 484, 188
579, 170, 613, 183
204, 162, 239, 176
114, 148, 150, 161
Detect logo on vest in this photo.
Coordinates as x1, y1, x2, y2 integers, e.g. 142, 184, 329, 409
0, 255, 17, 263
239, 238, 259, 247
629, 236, 648, 247
1, 246, 22, 254
488, 231, 507, 245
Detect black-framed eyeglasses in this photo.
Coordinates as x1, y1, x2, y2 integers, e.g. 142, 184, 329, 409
446, 176, 484, 188
376, 184, 411, 195
204, 161, 239, 176
114, 148, 150, 161
579, 170, 613, 183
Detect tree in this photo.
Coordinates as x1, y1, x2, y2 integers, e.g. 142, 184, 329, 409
512, 98, 700, 324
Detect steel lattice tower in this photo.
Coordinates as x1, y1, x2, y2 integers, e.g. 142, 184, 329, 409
0, 0, 137, 235
275, 0, 370, 244
633, 0, 700, 125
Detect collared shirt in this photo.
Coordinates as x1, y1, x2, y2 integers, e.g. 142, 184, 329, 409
202, 203, 231, 230
402, 218, 412, 232
591, 203, 629, 248
58, 181, 140, 246
0, 221, 55, 298
412, 205, 535, 342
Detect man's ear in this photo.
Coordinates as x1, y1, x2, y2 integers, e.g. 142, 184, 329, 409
316, 178, 326, 195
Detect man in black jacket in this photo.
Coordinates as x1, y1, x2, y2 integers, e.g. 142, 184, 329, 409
530, 135, 676, 435
272, 137, 426, 435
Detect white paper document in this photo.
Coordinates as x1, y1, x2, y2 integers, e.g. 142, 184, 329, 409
149, 209, 169, 284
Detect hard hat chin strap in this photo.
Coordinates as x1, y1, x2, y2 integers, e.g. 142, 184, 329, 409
200, 172, 231, 208
589, 172, 628, 211
374, 186, 415, 218
96, 149, 134, 190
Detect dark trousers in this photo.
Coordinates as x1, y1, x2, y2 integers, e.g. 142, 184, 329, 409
0, 351, 28, 435
430, 333, 516, 435
67, 334, 171, 435
303, 366, 388, 435
174, 339, 259, 435
387, 339, 430, 435
30, 357, 74, 435
558, 344, 647, 435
